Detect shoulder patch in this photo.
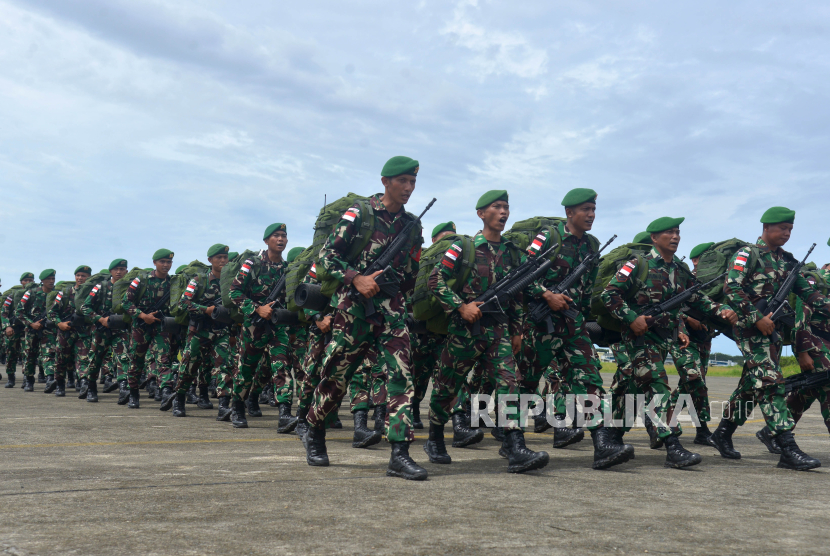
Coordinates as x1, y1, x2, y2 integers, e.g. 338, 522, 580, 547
308, 264, 317, 279
56, 292, 63, 302
89, 284, 101, 297
342, 207, 360, 222
185, 279, 198, 298
442, 243, 463, 269
240, 260, 254, 275
733, 251, 750, 271
410, 245, 421, 262
22, 291, 30, 302
616, 260, 637, 282
528, 233, 546, 254
129, 277, 141, 290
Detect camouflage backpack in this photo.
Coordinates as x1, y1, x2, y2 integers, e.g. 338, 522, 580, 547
74, 271, 112, 323
170, 260, 211, 325
47, 281, 77, 309
694, 238, 758, 302
219, 249, 259, 324
589, 243, 652, 332
411, 233, 476, 334
12, 282, 40, 308
111, 268, 149, 315
502, 216, 571, 258
285, 245, 317, 313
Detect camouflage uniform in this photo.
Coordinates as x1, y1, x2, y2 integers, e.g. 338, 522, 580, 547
80, 279, 131, 383
306, 193, 421, 443
273, 323, 309, 404
228, 252, 290, 402
2, 292, 25, 380
173, 272, 231, 395
15, 286, 57, 379
668, 339, 711, 422
409, 331, 443, 412
122, 271, 173, 390
348, 359, 386, 412
427, 231, 523, 429
49, 285, 93, 382
602, 247, 723, 439
523, 222, 606, 429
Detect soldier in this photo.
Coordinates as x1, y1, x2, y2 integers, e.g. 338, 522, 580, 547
160, 244, 230, 417
304, 156, 427, 481
601, 217, 737, 468
228, 223, 292, 429
15, 269, 58, 392
3, 272, 35, 388
79, 259, 131, 403
47, 265, 92, 397
710, 207, 828, 470
423, 189, 549, 473
522, 188, 633, 469
122, 249, 175, 409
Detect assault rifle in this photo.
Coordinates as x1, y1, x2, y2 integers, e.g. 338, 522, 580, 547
633, 272, 726, 347
135, 289, 171, 330
755, 243, 815, 344
32, 308, 55, 339
785, 369, 830, 394
527, 234, 617, 333
249, 273, 301, 329
469, 244, 559, 336
348, 198, 436, 318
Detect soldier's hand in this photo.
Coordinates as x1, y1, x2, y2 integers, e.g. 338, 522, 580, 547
630, 315, 648, 336
354, 271, 382, 298
31, 321, 43, 331
756, 313, 775, 336
255, 302, 274, 320
685, 316, 703, 331
720, 309, 738, 326
678, 333, 690, 349
542, 291, 572, 312
797, 351, 815, 372
318, 315, 332, 333
459, 301, 484, 323
4, 327, 13, 337
139, 312, 160, 324
511, 335, 522, 354
205, 306, 215, 316
57, 322, 71, 332
99, 317, 109, 328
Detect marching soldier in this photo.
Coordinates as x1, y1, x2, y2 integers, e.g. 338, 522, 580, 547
3, 272, 35, 388
15, 270, 58, 392
47, 265, 92, 397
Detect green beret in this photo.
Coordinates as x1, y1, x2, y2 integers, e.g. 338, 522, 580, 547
381, 156, 419, 178
646, 216, 685, 234
207, 243, 229, 258
228, 252, 239, 260
561, 188, 598, 207
99, 269, 108, 274
633, 231, 652, 245
263, 223, 287, 240
144, 268, 153, 272
689, 242, 715, 259
20, 272, 34, 281
152, 248, 174, 261
108, 258, 128, 271
760, 206, 795, 224
431, 221, 456, 239
175, 265, 187, 274
476, 190, 509, 210
74, 265, 92, 275
39, 269, 56, 280
286, 247, 305, 263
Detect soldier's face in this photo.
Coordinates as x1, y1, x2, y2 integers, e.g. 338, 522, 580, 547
382, 175, 416, 206
20, 278, 33, 286
566, 202, 596, 232
75, 273, 90, 287
155, 258, 173, 276
764, 223, 792, 247
111, 267, 128, 281
42, 276, 56, 289
266, 232, 287, 254
432, 230, 454, 244
209, 254, 229, 273
652, 228, 680, 255
691, 257, 700, 269
477, 201, 510, 232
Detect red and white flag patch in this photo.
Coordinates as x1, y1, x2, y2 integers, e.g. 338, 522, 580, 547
239, 260, 253, 278
22, 292, 30, 302
443, 244, 462, 269
343, 208, 360, 222
528, 233, 546, 253
89, 284, 100, 297
309, 264, 317, 279
410, 245, 421, 262
129, 277, 141, 290
185, 279, 197, 298
617, 261, 636, 281
3, 296, 11, 306
56, 292, 63, 302
733, 251, 750, 272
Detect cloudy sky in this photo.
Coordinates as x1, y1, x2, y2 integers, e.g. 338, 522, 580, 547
2, 1, 828, 354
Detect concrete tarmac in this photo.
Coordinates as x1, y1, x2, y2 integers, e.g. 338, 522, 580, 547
0, 368, 828, 556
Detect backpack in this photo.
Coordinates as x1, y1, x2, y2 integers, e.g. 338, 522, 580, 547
170, 260, 211, 325
220, 250, 259, 324
503, 216, 567, 256
590, 243, 652, 332
112, 268, 149, 315
411, 234, 476, 334
285, 246, 317, 313
47, 281, 76, 309
74, 271, 112, 323
12, 282, 39, 307
694, 238, 758, 302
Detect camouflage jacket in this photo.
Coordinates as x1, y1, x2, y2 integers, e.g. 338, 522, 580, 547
229, 252, 286, 319
319, 193, 421, 321
81, 279, 114, 322
1, 293, 14, 327
122, 271, 171, 319
602, 247, 722, 344
49, 285, 92, 337
428, 231, 523, 338
15, 286, 49, 328
177, 271, 222, 317
724, 238, 829, 333
524, 221, 598, 334
797, 268, 830, 350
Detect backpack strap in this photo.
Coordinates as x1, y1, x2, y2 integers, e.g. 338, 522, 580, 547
624, 254, 649, 301
134, 270, 151, 303
455, 236, 476, 285
344, 199, 376, 262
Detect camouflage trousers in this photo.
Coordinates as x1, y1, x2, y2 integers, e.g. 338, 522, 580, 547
668, 341, 711, 422
410, 331, 442, 408
786, 331, 830, 434
56, 330, 92, 381
348, 353, 386, 413
175, 326, 231, 395
429, 323, 520, 429
4, 331, 24, 375
81, 328, 130, 382
127, 324, 173, 390
307, 310, 414, 443
725, 330, 794, 435
269, 325, 309, 405
24, 330, 56, 378
232, 321, 289, 403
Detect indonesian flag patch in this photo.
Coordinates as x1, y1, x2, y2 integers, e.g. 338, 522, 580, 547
129, 277, 141, 290
733, 251, 749, 272
528, 233, 546, 254
22, 292, 30, 302
56, 292, 63, 302
89, 284, 100, 297
342, 207, 360, 222
185, 279, 197, 298
617, 261, 636, 282
4, 296, 11, 306
443, 244, 462, 269
309, 264, 317, 279
239, 260, 253, 278
410, 245, 421, 262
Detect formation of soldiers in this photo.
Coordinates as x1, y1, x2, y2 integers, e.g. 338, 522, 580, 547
3, 155, 830, 480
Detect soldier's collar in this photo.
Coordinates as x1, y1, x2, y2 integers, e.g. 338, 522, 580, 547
473, 232, 506, 250
649, 246, 674, 264
756, 237, 771, 253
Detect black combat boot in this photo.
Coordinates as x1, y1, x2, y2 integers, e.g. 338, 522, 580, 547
154, 383, 163, 402
776, 431, 821, 470
208, 377, 217, 398
295, 407, 309, 440
277, 403, 299, 434
103, 375, 119, 393
374, 404, 387, 433
23, 376, 35, 392
78, 378, 89, 399
55, 378, 66, 397
37, 371, 46, 384
502, 429, 550, 473
186, 384, 198, 405
216, 395, 232, 422
694, 422, 715, 446
4, 373, 15, 388
490, 426, 505, 442
267, 389, 278, 407
158, 386, 176, 411
246, 394, 263, 418
452, 412, 484, 448
412, 404, 424, 429
331, 415, 343, 429
43, 375, 57, 394
67, 371, 76, 390
710, 418, 741, 459
172, 391, 187, 417
644, 414, 664, 449
305, 426, 329, 466
117, 380, 130, 405
197, 385, 214, 409
387, 442, 428, 480
553, 414, 584, 448
127, 388, 140, 409
85, 380, 98, 402
756, 426, 782, 455
664, 435, 702, 468
98, 372, 106, 385
591, 427, 635, 470
231, 399, 248, 428
423, 423, 452, 464
534, 413, 553, 433
352, 410, 382, 448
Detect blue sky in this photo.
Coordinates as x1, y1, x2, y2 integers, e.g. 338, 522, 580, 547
2, 1, 828, 354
